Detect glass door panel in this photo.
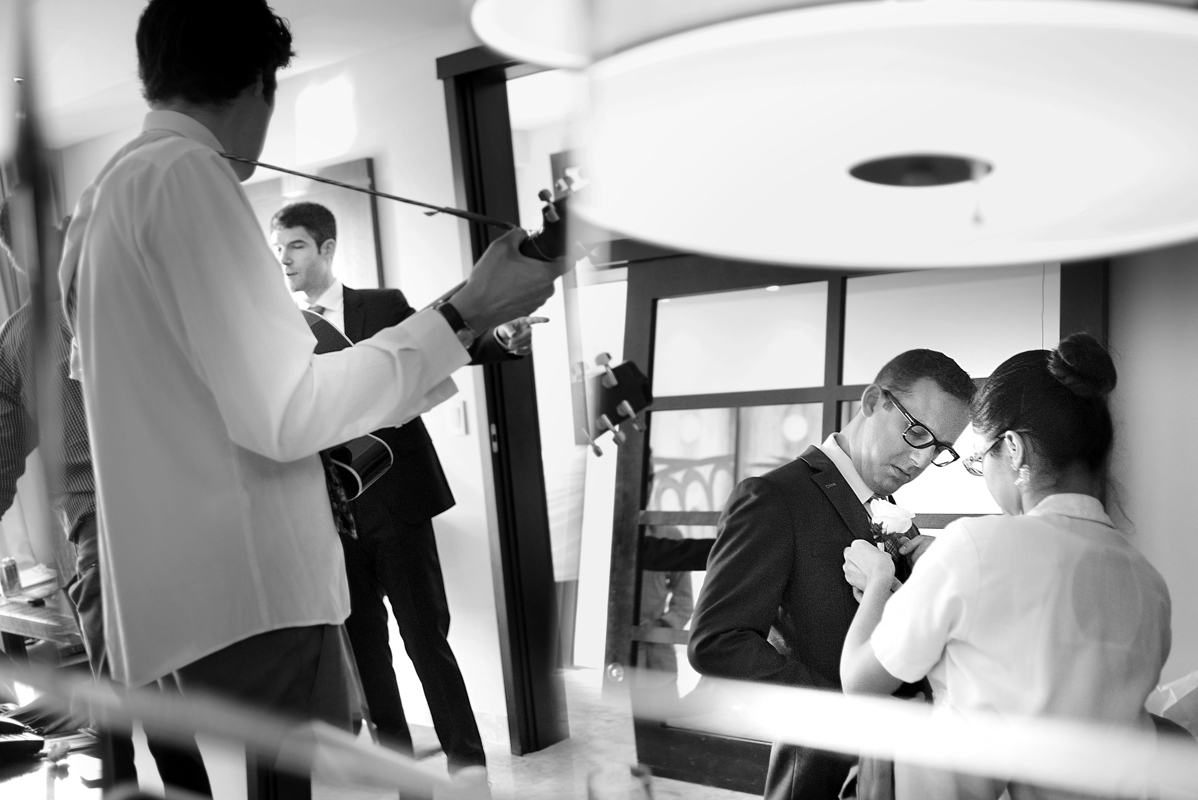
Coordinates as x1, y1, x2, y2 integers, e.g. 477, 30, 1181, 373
843, 264, 1061, 384
653, 282, 828, 396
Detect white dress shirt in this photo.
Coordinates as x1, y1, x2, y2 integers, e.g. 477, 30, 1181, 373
302, 279, 346, 335
60, 110, 468, 686
818, 432, 875, 505
871, 494, 1171, 798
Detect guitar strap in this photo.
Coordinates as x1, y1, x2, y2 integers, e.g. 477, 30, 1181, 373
320, 451, 358, 540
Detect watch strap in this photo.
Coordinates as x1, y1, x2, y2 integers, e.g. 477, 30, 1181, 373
434, 301, 476, 348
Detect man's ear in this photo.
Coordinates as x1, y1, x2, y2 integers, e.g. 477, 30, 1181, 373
860, 384, 885, 417
320, 238, 337, 260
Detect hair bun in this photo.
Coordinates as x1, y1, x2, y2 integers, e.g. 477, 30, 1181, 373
1048, 332, 1117, 399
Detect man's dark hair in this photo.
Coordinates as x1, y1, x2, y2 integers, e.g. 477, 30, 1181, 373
137, 0, 294, 106
271, 202, 336, 248
874, 349, 976, 406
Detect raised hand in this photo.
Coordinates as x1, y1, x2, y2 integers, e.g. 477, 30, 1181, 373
451, 229, 569, 334
496, 316, 549, 356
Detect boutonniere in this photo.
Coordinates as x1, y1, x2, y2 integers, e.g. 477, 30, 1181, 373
868, 497, 915, 557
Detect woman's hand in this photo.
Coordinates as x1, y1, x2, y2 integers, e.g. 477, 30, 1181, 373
843, 539, 896, 592
898, 533, 935, 563
840, 541, 903, 695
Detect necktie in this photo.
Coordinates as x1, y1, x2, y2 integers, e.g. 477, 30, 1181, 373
308, 304, 327, 316
319, 452, 358, 540
867, 494, 903, 561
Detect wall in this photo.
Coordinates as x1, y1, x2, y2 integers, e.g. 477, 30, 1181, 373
1109, 245, 1198, 685
57, 25, 516, 745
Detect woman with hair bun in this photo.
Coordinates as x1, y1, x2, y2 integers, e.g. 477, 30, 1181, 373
839, 333, 1172, 799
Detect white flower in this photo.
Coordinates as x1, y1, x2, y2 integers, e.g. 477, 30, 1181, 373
869, 498, 915, 535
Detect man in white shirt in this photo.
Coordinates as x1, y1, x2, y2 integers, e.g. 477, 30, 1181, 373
57, 1, 563, 797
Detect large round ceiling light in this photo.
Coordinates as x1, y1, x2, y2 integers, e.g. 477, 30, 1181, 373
476, 0, 1198, 268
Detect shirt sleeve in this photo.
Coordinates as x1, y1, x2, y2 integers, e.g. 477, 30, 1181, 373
135, 148, 469, 462
0, 346, 33, 516
870, 521, 978, 684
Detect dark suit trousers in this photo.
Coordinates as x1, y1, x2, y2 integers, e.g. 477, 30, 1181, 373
174, 624, 357, 800
65, 517, 211, 796
341, 500, 485, 771
765, 739, 857, 800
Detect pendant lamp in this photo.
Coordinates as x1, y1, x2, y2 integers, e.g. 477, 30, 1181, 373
473, 0, 1198, 268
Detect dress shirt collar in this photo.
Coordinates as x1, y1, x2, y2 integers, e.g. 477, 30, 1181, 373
142, 110, 224, 154
1025, 493, 1114, 527
304, 279, 344, 313
818, 432, 875, 504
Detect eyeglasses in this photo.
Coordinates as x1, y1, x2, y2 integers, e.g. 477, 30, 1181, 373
963, 438, 1001, 477
880, 388, 961, 467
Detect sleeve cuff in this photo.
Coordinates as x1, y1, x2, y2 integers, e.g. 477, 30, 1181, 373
405, 307, 473, 371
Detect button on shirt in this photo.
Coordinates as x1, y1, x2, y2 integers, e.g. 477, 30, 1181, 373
60, 110, 469, 686
871, 494, 1171, 726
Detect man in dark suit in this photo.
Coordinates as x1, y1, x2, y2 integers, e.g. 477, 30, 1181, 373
270, 201, 542, 772
688, 350, 975, 800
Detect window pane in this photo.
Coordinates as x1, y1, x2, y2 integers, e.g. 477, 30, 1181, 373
653, 283, 827, 396
843, 264, 1060, 384
737, 403, 823, 479
647, 409, 736, 514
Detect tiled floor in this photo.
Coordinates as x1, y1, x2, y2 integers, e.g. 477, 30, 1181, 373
316, 667, 757, 800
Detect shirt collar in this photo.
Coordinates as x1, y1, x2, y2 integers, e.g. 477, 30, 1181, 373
304, 279, 344, 312
818, 433, 875, 504
142, 110, 225, 154
1025, 493, 1114, 527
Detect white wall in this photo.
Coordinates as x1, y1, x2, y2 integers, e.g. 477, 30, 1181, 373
57, 24, 516, 745
1109, 245, 1198, 685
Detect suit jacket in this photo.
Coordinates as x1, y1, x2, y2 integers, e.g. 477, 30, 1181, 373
342, 286, 515, 523
689, 445, 875, 691
689, 445, 925, 799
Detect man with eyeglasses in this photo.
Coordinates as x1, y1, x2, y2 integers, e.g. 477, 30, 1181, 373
689, 349, 974, 800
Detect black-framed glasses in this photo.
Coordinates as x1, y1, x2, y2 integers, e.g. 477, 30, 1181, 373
880, 388, 961, 467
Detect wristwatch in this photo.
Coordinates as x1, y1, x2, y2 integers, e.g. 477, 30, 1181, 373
433, 300, 477, 349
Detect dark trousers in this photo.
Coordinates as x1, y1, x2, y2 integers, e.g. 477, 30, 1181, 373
764, 741, 857, 800
174, 625, 357, 800
341, 502, 485, 771
64, 517, 211, 796
106, 722, 212, 796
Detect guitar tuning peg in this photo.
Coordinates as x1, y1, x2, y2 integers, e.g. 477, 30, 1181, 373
618, 400, 645, 432
580, 428, 603, 457
598, 415, 626, 445
537, 189, 560, 223
595, 352, 618, 388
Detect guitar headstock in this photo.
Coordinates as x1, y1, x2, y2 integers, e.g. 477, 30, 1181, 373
580, 352, 652, 456
518, 169, 589, 263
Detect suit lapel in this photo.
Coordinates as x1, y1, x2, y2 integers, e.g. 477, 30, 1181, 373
343, 286, 366, 344
798, 446, 872, 542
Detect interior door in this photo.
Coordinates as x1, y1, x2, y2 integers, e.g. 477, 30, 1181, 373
604, 256, 858, 793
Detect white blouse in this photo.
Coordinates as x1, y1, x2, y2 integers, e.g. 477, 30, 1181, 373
871, 494, 1171, 798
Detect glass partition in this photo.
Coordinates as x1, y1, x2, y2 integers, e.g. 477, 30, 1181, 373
653, 283, 827, 396
843, 264, 1061, 384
